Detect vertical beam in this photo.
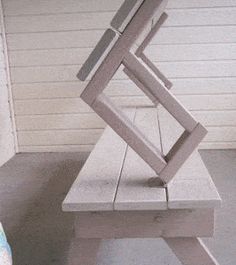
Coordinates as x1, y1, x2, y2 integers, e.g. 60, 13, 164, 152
140, 53, 173, 89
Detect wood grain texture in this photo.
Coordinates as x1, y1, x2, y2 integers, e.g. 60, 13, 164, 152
114, 108, 167, 211
63, 111, 135, 212
75, 209, 214, 238
158, 107, 222, 209
2, 0, 235, 151
110, 0, 144, 32
78, 29, 118, 81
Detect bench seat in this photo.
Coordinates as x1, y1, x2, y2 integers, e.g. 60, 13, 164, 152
62, 107, 221, 212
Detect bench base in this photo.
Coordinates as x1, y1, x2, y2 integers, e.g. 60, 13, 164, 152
67, 237, 219, 265
66, 210, 220, 265
75, 209, 215, 238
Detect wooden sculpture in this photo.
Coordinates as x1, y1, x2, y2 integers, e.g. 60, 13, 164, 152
77, 0, 207, 185
63, 1, 222, 264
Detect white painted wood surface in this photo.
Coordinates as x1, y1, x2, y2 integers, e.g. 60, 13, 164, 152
1, 0, 235, 151
114, 108, 167, 211
158, 107, 221, 209
62, 110, 135, 211
75, 209, 215, 238
63, 107, 221, 211
0, 7, 15, 166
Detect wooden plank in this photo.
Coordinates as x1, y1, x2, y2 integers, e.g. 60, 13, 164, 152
145, 43, 236, 62
159, 123, 207, 184
200, 141, 236, 150
62, 110, 135, 211
3, 0, 235, 16
78, 29, 119, 81
75, 209, 214, 238
11, 78, 236, 99
114, 108, 167, 210
9, 43, 236, 67
10, 60, 236, 83
19, 144, 94, 153
165, 238, 219, 265
80, 0, 169, 105
15, 110, 236, 132
92, 94, 166, 174
2, 0, 123, 16
158, 106, 221, 209
14, 94, 236, 115
16, 113, 105, 130
151, 25, 236, 45
123, 52, 197, 132
6, 26, 236, 50
18, 129, 103, 146
5, 7, 236, 33
5, 12, 113, 33
110, 0, 144, 32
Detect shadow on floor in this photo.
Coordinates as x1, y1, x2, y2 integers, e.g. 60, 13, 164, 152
0, 152, 88, 265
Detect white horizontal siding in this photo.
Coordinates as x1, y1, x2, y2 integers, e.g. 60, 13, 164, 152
0, 3, 15, 164
2, 0, 236, 151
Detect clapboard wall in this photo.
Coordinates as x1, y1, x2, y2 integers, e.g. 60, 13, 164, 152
0, 3, 15, 165
1, 0, 236, 152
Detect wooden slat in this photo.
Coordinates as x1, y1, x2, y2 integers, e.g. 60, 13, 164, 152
18, 129, 103, 146
75, 209, 214, 238
145, 43, 236, 62
16, 113, 105, 130
9, 43, 236, 67
12, 78, 236, 99
15, 110, 236, 131
78, 29, 119, 81
18, 141, 236, 153
62, 110, 135, 211
14, 94, 236, 115
7, 26, 236, 51
114, 108, 167, 210
151, 25, 236, 45
110, 0, 144, 32
92, 94, 166, 174
158, 106, 221, 209
4, 7, 236, 33
3, 0, 236, 16
10, 61, 236, 83
19, 144, 94, 153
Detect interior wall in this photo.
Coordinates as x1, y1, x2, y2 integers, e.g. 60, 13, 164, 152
1, 0, 236, 152
0, 2, 15, 166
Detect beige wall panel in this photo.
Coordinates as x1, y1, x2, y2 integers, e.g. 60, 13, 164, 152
2, 0, 235, 151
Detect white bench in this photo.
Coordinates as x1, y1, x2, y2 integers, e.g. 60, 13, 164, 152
63, 107, 221, 265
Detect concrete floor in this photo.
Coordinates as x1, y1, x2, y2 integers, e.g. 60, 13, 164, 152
0, 150, 235, 265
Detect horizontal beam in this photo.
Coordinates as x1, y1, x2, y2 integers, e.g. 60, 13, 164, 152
75, 209, 215, 239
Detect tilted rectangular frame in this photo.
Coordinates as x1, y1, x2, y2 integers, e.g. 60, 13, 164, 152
77, 0, 207, 185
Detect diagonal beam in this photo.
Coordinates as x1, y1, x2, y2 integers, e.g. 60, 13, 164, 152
80, 0, 168, 105
92, 93, 167, 174
123, 52, 197, 132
